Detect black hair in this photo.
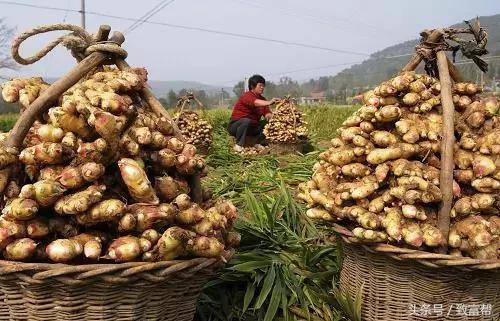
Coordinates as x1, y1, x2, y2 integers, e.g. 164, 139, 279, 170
248, 74, 265, 90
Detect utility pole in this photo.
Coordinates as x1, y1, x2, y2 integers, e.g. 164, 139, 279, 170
80, 0, 86, 29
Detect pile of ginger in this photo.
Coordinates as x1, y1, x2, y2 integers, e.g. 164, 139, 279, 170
0, 67, 239, 263
299, 71, 499, 260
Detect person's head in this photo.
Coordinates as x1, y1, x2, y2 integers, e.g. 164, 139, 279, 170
248, 74, 265, 95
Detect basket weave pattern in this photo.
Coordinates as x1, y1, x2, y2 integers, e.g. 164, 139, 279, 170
332, 224, 500, 271
340, 242, 500, 321
0, 258, 220, 321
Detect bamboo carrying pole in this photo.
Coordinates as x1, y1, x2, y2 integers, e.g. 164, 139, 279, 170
436, 50, 454, 246
402, 30, 460, 250
447, 57, 463, 82
5, 26, 122, 149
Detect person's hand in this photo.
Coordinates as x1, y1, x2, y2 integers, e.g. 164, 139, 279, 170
265, 113, 272, 121
270, 98, 281, 105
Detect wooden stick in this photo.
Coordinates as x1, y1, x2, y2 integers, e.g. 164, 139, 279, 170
188, 175, 203, 204
5, 27, 123, 149
446, 57, 463, 82
436, 50, 455, 250
94, 25, 111, 42
402, 29, 444, 72
402, 54, 423, 72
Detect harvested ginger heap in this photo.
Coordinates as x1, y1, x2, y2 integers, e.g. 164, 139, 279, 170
264, 98, 307, 143
0, 68, 239, 263
174, 110, 213, 147
299, 71, 499, 260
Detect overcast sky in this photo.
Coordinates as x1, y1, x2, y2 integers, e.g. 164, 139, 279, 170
1, 0, 499, 86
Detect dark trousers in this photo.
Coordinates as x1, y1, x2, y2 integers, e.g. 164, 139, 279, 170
227, 118, 266, 146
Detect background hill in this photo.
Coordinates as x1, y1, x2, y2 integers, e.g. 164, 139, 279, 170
326, 14, 500, 94
47, 78, 232, 98
146, 80, 233, 98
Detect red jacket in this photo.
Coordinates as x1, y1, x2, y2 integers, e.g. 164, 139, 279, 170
231, 91, 271, 124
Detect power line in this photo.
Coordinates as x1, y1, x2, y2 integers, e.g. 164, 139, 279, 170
233, 0, 389, 36
0, 1, 416, 59
124, 0, 168, 34
267, 61, 365, 77
215, 55, 500, 87
0, 0, 371, 57
128, 0, 177, 34
0, 1, 72, 13
330, 56, 500, 80
376, 53, 414, 59
125, 0, 177, 34
61, 0, 70, 23
211, 60, 365, 87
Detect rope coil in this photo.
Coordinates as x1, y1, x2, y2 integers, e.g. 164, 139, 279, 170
11, 23, 127, 65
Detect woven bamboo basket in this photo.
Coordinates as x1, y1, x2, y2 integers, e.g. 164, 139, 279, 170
327, 24, 500, 321
334, 224, 500, 321
0, 258, 221, 321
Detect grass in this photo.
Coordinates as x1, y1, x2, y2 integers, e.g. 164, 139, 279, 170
197, 184, 345, 321
196, 104, 361, 321
0, 103, 361, 321
0, 113, 18, 132
304, 105, 359, 145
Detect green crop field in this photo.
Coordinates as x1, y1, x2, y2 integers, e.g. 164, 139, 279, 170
195, 105, 361, 321
0, 104, 360, 321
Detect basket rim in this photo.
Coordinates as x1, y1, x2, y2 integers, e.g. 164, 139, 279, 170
332, 223, 500, 271
0, 257, 222, 285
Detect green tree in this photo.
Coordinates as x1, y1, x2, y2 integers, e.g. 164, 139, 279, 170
326, 90, 335, 103
167, 90, 177, 107
276, 77, 302, 97
316, 76, 329, 92
264, 81, 278, 98
233, 81, 245, 97
195, 90, 208, 107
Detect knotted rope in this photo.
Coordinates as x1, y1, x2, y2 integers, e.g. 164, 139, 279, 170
414, 19, 489, 77
11, 23, 127, 65
414, 30, 449, 78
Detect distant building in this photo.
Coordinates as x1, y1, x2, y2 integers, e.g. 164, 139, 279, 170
299, 91, 327, 104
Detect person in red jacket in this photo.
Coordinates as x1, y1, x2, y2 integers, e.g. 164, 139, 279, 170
228, 74, 278, 152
